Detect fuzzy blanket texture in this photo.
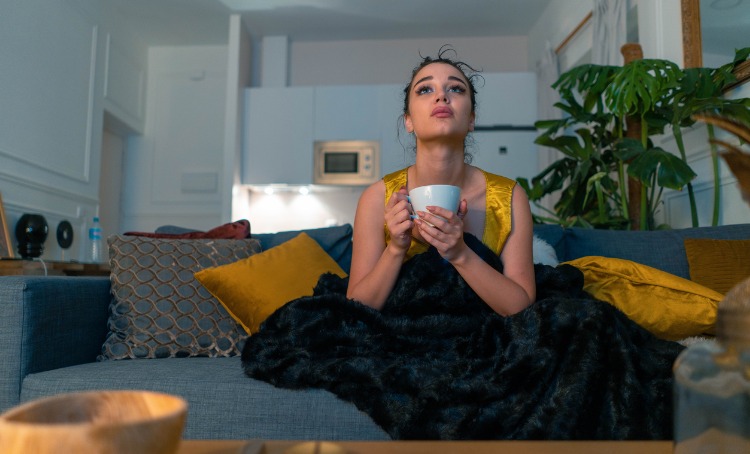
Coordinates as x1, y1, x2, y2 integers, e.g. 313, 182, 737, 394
241, 234, 683, 440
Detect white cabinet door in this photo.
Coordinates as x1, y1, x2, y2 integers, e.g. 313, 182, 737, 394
471, 72, 538, 185
477, 73, 537, 126
378, 84, 410, 176
243, 87, 314, 184
314, 86, 380, 140
471, 131, 539, 183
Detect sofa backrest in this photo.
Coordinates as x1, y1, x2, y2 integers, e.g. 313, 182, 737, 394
157, 221, 750, 280
531, 224, 566, 261
253, 224, 354, 273
534, 223, 750, 280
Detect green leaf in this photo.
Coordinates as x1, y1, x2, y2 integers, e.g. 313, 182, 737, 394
605, 59, 682, 117
627, 147, 697, 189
613, 137, 645, 162
534, 119, 564, 130
680, 67, 718, 99
534, 135, 584, 159
582, 171, 607, 208
731, 47, 750, 64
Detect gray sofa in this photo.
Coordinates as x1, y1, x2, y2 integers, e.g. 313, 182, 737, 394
2, 222, 749, 440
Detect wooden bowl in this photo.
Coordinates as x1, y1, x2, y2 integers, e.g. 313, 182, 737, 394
0, 390, 187, 454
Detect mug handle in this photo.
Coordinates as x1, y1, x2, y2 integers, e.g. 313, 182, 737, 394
406, 196, 418, 219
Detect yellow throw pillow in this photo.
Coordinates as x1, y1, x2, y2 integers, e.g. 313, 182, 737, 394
564, 256, 722, 341
684, 238, 750, 295
194, 232, 347, 335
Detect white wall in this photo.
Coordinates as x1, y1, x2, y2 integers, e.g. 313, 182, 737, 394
527, 0, 592, 71
660, 82, 750, 227
225, 15, 254, 222
122, 46, 229, 232
0, 0, 147, 261
99, 130, 124, 248
527, 0, 684, 70
241, 188, 362, 233
289, 36, 529, 86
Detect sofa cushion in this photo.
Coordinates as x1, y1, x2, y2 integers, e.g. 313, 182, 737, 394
100, 235, 262, 360
532, 224, 566, 261
684, 238, 750, 294
566, 256, 721, 340
563, 224, 750, 279
155, 223, 354, 273
126, 220, 250, 239
195, 233, 347, 335
253, 224, 353, 273
532, 236, 559, 266
20, 358, 390, 440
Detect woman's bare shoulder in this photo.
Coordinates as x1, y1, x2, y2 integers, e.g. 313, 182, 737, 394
360, 179, 387, 205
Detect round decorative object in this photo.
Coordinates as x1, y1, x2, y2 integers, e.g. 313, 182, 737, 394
14, 214, 48, 259
0, 390, 187, 454
56, 220, 74, 249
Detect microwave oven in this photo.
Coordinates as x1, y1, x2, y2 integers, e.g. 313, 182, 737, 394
313, 140, 380, 185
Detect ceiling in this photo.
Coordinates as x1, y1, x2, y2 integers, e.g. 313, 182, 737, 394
106, 0, 747, 59
106, 0, 553, 46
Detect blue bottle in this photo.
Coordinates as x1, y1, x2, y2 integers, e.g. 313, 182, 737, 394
88, 216, 103, 263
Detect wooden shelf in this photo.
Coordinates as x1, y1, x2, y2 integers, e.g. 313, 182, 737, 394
0, 259, 110, 277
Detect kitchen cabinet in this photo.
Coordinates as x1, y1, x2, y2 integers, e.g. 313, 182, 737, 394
314, 85, 381, 140
243, 84, 403, 185
242, 86, 314, 184
470, 130, 539, 183
470, 72, 538, 183
377, 84, 409, 176
241, 74, 538, 185
476, 72, 536, 125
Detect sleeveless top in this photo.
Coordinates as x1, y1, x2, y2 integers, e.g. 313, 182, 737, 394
383, 167, 515, 260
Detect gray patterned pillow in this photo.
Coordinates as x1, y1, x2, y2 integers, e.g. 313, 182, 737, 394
98, 235, 262, 360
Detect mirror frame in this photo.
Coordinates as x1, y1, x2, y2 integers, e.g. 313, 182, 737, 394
682, 0, 750, 87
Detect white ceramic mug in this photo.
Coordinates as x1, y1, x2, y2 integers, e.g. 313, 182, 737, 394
408, 185, 461, 225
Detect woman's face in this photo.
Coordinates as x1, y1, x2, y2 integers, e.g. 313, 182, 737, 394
404, 62, 475, 144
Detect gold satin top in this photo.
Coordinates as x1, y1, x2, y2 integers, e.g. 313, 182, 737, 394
383, 167, 515, 260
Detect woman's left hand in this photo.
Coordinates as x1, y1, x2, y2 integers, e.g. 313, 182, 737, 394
414, 199, 468, 263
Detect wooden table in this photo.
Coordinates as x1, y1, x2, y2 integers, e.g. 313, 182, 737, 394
0, 259, 110, 276
177, 440, 674, 454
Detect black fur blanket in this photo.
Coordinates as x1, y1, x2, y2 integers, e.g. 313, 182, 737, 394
241, 234, 683, 440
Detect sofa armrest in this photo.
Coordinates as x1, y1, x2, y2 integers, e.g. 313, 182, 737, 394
0, 276, 111, 412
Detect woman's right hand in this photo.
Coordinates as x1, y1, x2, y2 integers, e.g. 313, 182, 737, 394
384, 186, 413, 252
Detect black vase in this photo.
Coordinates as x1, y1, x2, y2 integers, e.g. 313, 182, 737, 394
15, 214, 49, 259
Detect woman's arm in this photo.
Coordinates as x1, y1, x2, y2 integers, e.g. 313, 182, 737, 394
346, 183, 413, 310
455, 186, 535, 315
415, 185, 535, 316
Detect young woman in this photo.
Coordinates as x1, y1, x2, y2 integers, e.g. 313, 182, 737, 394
346, 48, 535, 315
242, 48, 682, 441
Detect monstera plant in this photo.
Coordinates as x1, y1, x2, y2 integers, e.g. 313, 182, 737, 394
694, 112, 750, 205
520, 46, 750, 230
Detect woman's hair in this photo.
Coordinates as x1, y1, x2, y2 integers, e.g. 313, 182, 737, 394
398, 45, 483, 162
